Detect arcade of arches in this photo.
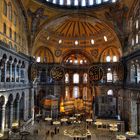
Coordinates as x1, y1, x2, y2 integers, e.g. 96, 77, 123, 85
0, 0, 140, 139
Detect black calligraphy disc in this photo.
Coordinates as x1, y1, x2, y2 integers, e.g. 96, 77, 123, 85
88, 65, 103, 81
50, 66, 64, 81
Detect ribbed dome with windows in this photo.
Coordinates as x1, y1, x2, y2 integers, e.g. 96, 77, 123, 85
37, 0, 117, 8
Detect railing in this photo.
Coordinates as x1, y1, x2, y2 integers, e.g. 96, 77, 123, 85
124, 83, 140, 90
0, 83, 32, 91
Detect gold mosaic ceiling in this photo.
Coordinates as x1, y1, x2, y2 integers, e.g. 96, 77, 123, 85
38, 15, 117, 48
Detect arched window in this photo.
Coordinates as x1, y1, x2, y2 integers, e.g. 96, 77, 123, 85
132, 38, 134, 46
65, 86, 69, 99
74, 0, 78, 6
89, 0, 93, 5
3, 23, 6, 34
36, 57, 41, 62
106, 56, 111, 62
136, 34, 139, 44
136, 20, 139, 29
113, 56, 117, 62
3, 0, 7, 16
73, 86, 79, 98
136, 64, 140, 83
130, 64, 136, 83
81, 0, 86, 6
103, 0, 109, 2
52, 0, 56, 3
65, 73, 69, 83
83, 73, 88, 83
107, 68, 112, 82
73, 73, 79, 83
83, 87, 87, 99
59, 0, 64, 5
8, 3, 12, 21
107, 89, 113, 95
67, 0, 71, 5
96, 0, 101, 4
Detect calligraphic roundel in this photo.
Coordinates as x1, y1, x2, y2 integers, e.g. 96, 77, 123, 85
50, 66, 64, 81
88, 65, 103, 81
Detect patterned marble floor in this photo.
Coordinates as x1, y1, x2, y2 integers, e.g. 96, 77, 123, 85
2, 120, 140, 140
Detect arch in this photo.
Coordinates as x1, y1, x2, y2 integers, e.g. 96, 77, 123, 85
107, 89, 113, 95
9, 56, 13, 63
19, 92, 25, 121
61, 49, 93, 64
2, 54, 7, 60
32, 13, 122, 55
100, 46, 122, 62
7, 94, 13, 103
34, 46, 54, 63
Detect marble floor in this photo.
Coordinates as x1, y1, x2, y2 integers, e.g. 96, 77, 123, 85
1, 120, 140, 140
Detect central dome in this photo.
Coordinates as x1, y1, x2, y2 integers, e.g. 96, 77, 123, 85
36, 0, 117, 8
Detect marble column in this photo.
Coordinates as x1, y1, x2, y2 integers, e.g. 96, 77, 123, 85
4, 62, 7, 82
16, 101, 20, 124
9, 104, 13, 128
14, 65, 17, 82
1, 106, 6, 133
10, 63, 12, 82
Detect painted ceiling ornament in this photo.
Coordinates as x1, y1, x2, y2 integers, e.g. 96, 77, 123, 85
28, 7, 48, 38
50, 66, 64, 81
88, 65, 103, 81
90, 49, 98, 58
105, 2, 128, 37
55, 49, 62, 57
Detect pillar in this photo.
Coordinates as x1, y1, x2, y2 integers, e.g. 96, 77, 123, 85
14, 65, 17, 82
10, 63, 12, 82
1, 106, 6, 133
4, 62, 7, 82
9, 104, 13, 128
16, 101, 20, 124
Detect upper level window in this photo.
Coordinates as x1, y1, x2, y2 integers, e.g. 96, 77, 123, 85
67, 0, 71, 5
96, 0, 101, 4
73, 73, 79, 84
136, 20, 139, 29
73, 86, 79, 98
113, 56, 117, 62
53, 0, 57, 4
3, 23, 6, 34
107, 68, 112, 82
14, 12, 17, 26
74, 0, 78, 6
9, 28, 12, 38
81, 0, 86, 6
36, 57, 41, 62
106, 56, 111, 62
103, 0, 109, 2
132, 38, 134, 46
60, 0, 64, 5
107, 89, 113, 95
83, 73, 88, 83
40, 0, 117, 7
89, 0, 94, 5
136, 34, 139, 44
14, 32, 16, 42
65, 73, 69, 83
3, 0, 7, 16
8, 3, 12, 21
